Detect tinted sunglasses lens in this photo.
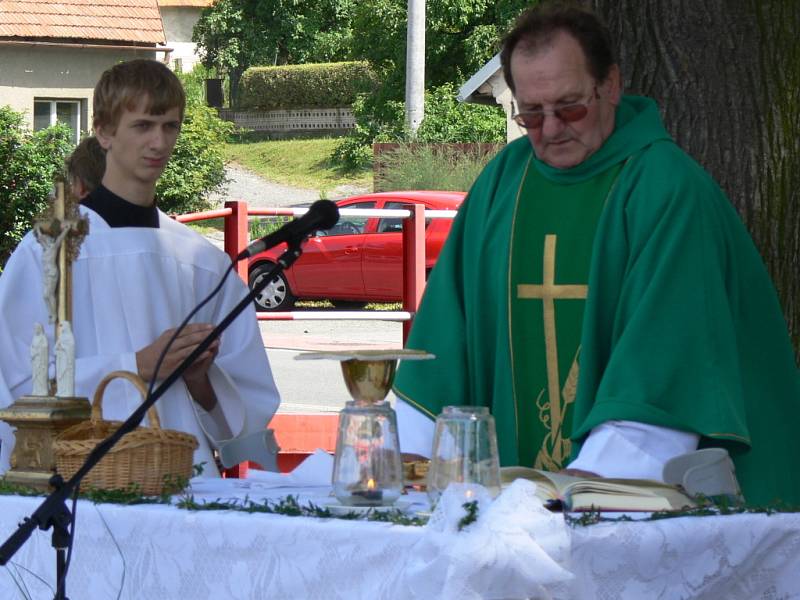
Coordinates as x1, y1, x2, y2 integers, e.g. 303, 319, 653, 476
518, 113, 544, 129
556, 104, 589, 123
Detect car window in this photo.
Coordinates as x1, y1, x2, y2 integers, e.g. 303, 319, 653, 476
377, 201, 432, 233
321, 201, 374, 236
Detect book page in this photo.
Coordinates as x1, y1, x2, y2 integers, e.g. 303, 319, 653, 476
500, 467, 696, 511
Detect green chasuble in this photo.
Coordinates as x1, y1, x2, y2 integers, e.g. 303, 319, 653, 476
394, 95, 800, 506
510, 161, 623, 471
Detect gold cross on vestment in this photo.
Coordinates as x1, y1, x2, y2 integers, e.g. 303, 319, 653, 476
517, 234, 587, 453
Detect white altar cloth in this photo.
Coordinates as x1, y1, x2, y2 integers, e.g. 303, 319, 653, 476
2, 478, 800, 599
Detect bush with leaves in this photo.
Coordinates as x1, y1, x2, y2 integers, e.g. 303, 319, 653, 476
0, 106, 73, 269
332, 83, 505, 170
156, 103, 235, 215
375, 143, 501, 192
238, 62, 377, 110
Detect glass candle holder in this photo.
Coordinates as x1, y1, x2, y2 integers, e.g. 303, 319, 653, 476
332, 399, 403, 506
427, 406, 501, 505
294, 349, 434, 508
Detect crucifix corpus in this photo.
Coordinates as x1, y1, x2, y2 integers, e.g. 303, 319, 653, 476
0, 181, 91, 490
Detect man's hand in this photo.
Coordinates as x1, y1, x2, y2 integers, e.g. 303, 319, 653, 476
136, 324, 220, 410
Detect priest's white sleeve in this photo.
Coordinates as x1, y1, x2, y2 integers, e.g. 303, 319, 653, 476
395, 396, 435, 457
567, 420, 700, 480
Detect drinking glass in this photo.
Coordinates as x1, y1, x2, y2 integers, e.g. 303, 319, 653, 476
427, 406, 501, 505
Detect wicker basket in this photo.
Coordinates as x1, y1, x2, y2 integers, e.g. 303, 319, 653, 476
54, 370, 198, 496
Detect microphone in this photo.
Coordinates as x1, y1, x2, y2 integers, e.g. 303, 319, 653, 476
237, 199, 340, 260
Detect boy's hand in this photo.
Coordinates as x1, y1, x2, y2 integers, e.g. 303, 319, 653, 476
136, 323, 219, 383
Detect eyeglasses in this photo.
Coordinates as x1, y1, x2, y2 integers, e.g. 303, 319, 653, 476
512, 89, 597, 130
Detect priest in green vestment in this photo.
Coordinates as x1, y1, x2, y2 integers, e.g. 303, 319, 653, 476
393, 3, 800, 506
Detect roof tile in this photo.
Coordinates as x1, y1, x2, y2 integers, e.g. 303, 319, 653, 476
157, 0, 213, 6
0, 0, 166, 44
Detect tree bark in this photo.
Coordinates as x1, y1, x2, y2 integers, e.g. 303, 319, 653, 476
592, 0, 800, 354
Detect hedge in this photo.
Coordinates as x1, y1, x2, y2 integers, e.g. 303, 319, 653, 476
237, 62, 378, 110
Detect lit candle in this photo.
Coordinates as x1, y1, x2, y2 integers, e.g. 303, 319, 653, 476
352, 477, 384, 504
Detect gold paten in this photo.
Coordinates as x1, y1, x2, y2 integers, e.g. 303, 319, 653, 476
296, 348, 435, 406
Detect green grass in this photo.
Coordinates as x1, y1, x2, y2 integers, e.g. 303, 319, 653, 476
186, 217, 224, 234
295, 300, 402, 311
375, 143, 500, 192
223, 136, 372, 193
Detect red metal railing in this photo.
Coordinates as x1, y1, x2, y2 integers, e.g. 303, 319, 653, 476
175, 200, 457, 342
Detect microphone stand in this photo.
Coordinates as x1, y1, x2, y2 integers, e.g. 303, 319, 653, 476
0, 240, 306, 599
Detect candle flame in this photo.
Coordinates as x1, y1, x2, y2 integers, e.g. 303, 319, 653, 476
465, 489, 474, 499
367, 478, 376, 490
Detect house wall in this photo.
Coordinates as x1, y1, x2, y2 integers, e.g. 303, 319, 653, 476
160, 6, 204, 71
485, 71, 526, 143
0, 45, 157, 132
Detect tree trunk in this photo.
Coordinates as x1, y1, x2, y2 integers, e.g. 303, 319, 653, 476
592, 0, 800, 354
229, 68, 244, 109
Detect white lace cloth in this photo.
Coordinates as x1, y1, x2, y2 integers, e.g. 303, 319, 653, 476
1, 479, 799, 599
403, 480, 572, 600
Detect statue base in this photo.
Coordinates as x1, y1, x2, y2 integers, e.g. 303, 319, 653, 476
0, 395, 91, 491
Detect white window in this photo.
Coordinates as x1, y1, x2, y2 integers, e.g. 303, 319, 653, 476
33, 99, 83, 144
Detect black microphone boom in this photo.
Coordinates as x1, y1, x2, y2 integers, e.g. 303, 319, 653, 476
238, 199, 340, 260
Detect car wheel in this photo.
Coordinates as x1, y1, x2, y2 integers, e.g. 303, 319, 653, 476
331, 300, 368, 309
249, 263, 296, 311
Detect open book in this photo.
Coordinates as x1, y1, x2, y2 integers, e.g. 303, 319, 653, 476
501, 467, 697, 512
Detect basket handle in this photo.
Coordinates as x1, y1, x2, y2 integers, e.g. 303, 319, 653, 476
91, 370, 162, 430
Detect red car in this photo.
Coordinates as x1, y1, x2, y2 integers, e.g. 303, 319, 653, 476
247, 191, 465, 310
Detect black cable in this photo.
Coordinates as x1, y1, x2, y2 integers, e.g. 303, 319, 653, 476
146, 261, 236, 399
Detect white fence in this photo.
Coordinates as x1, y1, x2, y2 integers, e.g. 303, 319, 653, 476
218, 108, 355, 134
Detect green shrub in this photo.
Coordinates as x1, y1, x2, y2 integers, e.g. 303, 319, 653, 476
332, 83, 506, 170
375, 143, 501, 192
157, 104, 235, 215
249, 215, 291, 240
237, 62, 378, 110
175, 63, 222, 109
0, 106, 73, 269
414, 84, 506, 143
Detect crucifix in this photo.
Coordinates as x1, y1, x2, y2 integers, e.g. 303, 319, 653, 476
0, 181, 91, 490
32, 182, 89, 396
517, 234, 587, 467
34, 182, 89, 329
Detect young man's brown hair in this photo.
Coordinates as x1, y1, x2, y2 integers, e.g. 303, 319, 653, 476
93, 59, 186, 133
65, 136, 105, 199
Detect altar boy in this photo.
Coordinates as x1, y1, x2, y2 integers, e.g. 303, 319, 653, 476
0, 59, 281, 474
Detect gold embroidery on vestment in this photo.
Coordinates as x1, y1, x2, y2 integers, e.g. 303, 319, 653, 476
518, 235, 587, 469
